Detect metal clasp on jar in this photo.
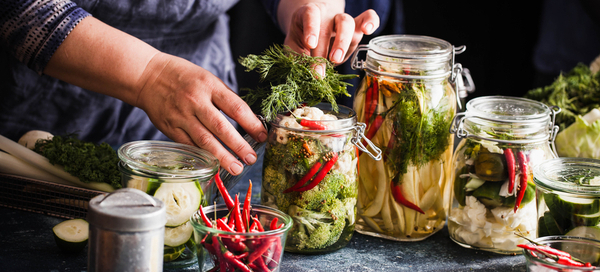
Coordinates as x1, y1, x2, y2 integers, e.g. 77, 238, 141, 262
450, 106, 562, 156
351, 122, 382, 160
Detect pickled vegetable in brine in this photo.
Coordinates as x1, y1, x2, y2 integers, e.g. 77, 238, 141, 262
353, 73, 456, 241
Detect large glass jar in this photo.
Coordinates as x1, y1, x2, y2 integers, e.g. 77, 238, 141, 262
448, 96, 560, 254
534, 157, 600, 240
350, 34, 467, 241
261, 103, 380, 254
117, 141, 218, 268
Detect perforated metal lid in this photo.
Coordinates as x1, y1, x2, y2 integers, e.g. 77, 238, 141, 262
88, 188, 166, 231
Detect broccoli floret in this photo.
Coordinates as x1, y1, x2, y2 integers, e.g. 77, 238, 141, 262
294, 171, 346, 210
287, 198, 347, 250
262, 165, 294, 212
337, 173, 357, 200
265, 135, 322, 175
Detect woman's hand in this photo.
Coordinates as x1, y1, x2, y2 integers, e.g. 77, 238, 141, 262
278, 0, 380, 74
136, 53, 268, 176
45, 16, 267, 176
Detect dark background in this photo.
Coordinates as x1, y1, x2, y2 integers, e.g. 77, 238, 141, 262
228, 0, 546, 107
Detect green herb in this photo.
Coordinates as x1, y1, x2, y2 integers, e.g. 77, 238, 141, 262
386, 82, 453, 176
33, 135, 122, 189
239, 44, 357, 121
524, 64, 600, 130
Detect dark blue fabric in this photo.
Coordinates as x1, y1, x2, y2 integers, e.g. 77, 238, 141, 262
0, 0, 240, 147
533, 0, 600, 75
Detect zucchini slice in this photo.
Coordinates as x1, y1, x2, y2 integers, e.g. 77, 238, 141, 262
52, 219, 89, 253
164, 221, 193, 247
153, 181, 203, 227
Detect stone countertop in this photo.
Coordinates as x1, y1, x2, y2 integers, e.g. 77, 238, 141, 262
0, 153, 528, 271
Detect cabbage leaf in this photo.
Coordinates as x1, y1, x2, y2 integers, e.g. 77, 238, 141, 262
555, 108, 600, 159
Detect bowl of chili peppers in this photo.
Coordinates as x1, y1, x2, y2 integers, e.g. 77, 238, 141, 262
190, 199, 292, 272
520, 235, 600, 271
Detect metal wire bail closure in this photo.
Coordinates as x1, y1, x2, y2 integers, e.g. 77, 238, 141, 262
351, 122, 382, 161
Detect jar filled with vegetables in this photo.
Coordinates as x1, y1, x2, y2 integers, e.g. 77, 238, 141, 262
534, 158, 600, 240
350, 34, 469, 241
448, 96, 560, 254
117, 141, 218, 268
261, 103, 381, 254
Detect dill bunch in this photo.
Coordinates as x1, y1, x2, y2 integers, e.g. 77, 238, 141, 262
524, 63, 600, 130
239, 44, 357, 121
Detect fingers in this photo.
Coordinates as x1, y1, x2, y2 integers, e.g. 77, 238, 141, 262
355, 9, 380, 36
328, 13, 355, 64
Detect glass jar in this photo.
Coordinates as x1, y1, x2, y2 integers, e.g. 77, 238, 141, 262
260, 103, 380, 254
117, 141, 218, 268
534, 157, 600, 240
448, 96, 560, 254
350, 34, 468, 241
523, 236, 600, 271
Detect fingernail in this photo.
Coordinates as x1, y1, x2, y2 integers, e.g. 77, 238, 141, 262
332, 49, 343, 63
230, 162, 243, 175
315, 64, 325, 78
258, 131, 267, 142
245, 153, 257, 165
365, 23, 374, 33
307, 35, 318, 48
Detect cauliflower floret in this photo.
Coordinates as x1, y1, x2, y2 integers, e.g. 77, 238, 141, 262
293, 107, 325, 120
462, 196, 488, 232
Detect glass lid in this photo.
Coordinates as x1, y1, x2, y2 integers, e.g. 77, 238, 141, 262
118, 141, 219, 178
368, 34, 453, 59
533, 157, 600, 195
466, 96, 551, 122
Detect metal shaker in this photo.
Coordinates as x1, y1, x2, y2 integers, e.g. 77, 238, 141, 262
88, 188, 166, 272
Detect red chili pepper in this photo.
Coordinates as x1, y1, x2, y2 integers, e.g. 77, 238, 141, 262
297, 118, 327, 130
505, 148, 516, 194
254, 256, 271, 272
242, 180, 252, 231
218, 238, 253, 272
234, 194, 245, 233
514, 151, 529, 213
215, 169, 235, 210
253, 216, 265, 232
198, 205, 213, 228
390, 179, 425, 214
364, 76, 379, 126
557, 256, 585, 267
270, 218, 279, 231
212, 236, 228, 271
234, 252, 249, 260
365, 115, 384, 141
217, 218, 234, 232
283, 161, 323, 193
268, 240, 282, 269
295, 152, 339, 192
248, 238, 275, 264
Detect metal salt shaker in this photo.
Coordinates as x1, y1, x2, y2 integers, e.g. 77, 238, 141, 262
88, 188, 166, 272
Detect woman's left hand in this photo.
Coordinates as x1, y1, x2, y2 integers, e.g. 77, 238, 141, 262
277, 0, 380, 75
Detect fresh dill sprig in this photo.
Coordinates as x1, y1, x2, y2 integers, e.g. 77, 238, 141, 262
239, 44, 357, 121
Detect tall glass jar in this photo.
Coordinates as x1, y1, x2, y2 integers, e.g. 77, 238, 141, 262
261, 103, 380, 254
117, 141, 218, 268
534, 157, 600, 239
350, 34, 467, 241
448, 96, 560, 254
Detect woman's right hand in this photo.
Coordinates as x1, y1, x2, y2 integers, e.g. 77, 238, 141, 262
135, 53, 267, 176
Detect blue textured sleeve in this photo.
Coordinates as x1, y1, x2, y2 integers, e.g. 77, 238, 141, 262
0, 0, 91, 74
259, 0, 281, 29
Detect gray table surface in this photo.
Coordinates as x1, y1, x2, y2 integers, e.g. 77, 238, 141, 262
0, 154, 528, 271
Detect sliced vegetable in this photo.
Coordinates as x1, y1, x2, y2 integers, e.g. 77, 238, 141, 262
474, 150, 508, 182
52, 219, 89, 253
164, 221, 194, 247
153, 181, 203, 227
164, 245, 186, 262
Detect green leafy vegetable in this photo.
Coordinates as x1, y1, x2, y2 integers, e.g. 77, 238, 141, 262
33, 135, 121, 189
555, 109, 600, 159
524, 64, 600, 130
239, 44, 357, 121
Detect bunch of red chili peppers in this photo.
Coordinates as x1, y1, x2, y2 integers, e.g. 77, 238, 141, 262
517, 233, 595, 269
504, 149, 529, 213
198, 171, 285, 272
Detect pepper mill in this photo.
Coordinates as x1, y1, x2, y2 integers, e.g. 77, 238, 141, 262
87, 188, 166, 272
